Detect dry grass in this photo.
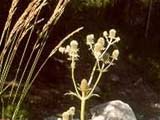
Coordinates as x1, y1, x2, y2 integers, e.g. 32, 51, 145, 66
0, 0, 83, 119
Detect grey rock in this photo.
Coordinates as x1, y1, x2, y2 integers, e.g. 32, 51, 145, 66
44, 115, 80, 120
90, 100, 137, 120
44, 115, 58, 120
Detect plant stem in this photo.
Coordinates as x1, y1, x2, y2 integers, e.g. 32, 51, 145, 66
87, 64, 105, 99
80, 92, 86, 120
71, 59, 80, 97
88, 61, 97, 86
100, 42, 111, 58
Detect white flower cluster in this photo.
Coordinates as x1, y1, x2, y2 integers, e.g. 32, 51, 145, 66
86, 29, 120, 62
59, 40, 79, 60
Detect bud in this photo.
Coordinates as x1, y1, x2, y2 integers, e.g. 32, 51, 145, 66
65, 45, 70, 53
109, 29, 116, 38
59, 47, 65, 54
86, 34, 94, 45
112, 49, 119, 60
115, 37, 120, 42
80, 79, 89, 92
103, 31, 108, 38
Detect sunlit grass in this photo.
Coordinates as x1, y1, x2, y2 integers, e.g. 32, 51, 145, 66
0, 0, 83, 119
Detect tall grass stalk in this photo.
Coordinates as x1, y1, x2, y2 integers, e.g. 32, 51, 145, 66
0, 0, 84, 119
0, 0, 20, 46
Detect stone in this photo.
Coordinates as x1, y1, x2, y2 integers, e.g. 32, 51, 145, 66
90, 100, 137, 120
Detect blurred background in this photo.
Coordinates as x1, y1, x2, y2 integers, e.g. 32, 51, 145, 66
1, 0, 160, 120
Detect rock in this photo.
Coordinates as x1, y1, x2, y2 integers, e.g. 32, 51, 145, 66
90, 100, 137, 120
44, 115, 58, 120
44, 115, 80, 120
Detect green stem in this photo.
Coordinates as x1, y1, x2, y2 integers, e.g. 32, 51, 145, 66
88, 61, 97, 86
100, 42, 111, 58
87, 64, 105, 99
71, 59, 80, 97
80, 92, 86, 120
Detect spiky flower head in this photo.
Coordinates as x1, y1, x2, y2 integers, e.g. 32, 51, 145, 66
109, 29, 116, 39
70, 40, 78, 50
115, 37, 120, 43
112, 49, 119, 60
86, 34, 94, 46
68, 40, 79, 59
97, 37, 105, 47
103, 31, 108, 38
93, 42, 104, 59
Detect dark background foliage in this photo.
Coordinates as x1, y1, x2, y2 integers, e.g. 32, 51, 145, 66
1, 0, 160, 120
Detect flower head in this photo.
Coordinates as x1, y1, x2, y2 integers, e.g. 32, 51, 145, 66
97, 37, 105, 47
70, 40, 78, 50
109, 29, 116, 39
68, 40, 79, 59
103, 31, 108, 38
86, 34, 94, 47
115, 37, 120, 43
112, 49, 119, 60
93, 43, 104, 59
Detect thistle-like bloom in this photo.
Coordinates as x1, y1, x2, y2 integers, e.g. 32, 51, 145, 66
112, 49, 119, 60
103, 31, 108, 38
115, 37, 120, 43
93, 43, 103, 59
68, 40, 79, 59
58, 40, 79, 61
93, 37, 106, 59
97, 37, 105, 48
109, 29, 116, 39
70, 40, 78, 50
86, 34, 94, 46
